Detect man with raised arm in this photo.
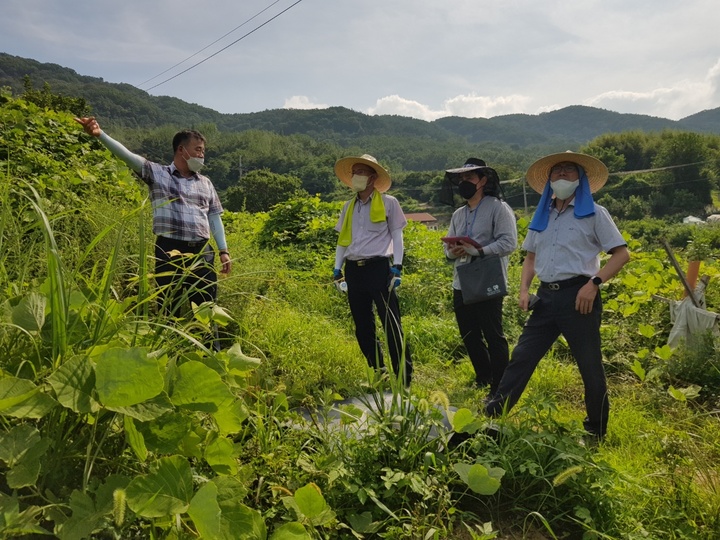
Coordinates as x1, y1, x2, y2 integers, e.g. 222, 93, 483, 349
75, 117, 231, 334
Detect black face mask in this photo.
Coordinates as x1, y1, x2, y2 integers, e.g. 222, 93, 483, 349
458, 181, 478, 199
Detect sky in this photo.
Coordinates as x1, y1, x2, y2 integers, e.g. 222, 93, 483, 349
2, 0, 720, 122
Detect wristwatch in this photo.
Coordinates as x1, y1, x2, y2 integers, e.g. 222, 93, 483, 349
590, 275, 602, 286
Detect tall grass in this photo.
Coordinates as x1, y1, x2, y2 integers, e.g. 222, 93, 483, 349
3, 169, 720, 537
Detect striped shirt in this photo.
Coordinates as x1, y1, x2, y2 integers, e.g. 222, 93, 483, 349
140, 161, 223, 241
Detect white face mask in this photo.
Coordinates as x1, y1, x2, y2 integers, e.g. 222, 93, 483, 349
187, 156, 205, 173
551, 179, 579, 200
182, 147, 205, 173
351, 174, 370, 192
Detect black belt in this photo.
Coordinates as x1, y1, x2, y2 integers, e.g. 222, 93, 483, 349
156, 236, 209, 250
539, 275, 589, 291
346, 256, 389, 267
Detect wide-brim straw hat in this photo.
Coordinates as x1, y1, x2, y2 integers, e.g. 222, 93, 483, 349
334, 154, 392, 193
526, 151, 608, 194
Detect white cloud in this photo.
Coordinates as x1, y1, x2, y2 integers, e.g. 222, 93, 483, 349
283, 96, 329, 110
367, 93, 534, 121
443, 94, 532, 118
585, 58, 720, 119
367, 96, 444, 121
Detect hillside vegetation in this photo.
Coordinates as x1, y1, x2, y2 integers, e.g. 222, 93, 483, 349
2, 92, 720, 539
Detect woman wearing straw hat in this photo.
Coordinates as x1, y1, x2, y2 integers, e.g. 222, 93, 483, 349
443, 158, 517, 394
484, 151, 629, 441
332, 154, 413, 386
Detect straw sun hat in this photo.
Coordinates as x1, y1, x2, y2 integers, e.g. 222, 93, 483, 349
526, 151, 609, 194
334, 154, 392, 193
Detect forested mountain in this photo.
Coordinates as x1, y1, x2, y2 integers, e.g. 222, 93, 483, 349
3, 52, 719, 222
2, 52, 719, 148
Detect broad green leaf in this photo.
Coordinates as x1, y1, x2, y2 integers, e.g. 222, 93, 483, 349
668, 385, 701, 401
211, 304, 234, 326
109, 392, 174, 421
56, 476, 131, 540
637, 323, 655, 338
668, 386, 686, 402
94, 347, 164, 407
0, 492, 47, 536
0, 424, 41, 464
0, 425, 49, 489
621, 303, 640, 317
6, 439, 50, 489
212, 399, 250, 435
270, 522, 311, 540
293, 483, 327, 519
631, 360, 646, 382
205, 436, 238, 476
188, 482, 223, 539
189, 478, 265, 540
11, 292, 46, 332
136, 412, 193, 455
226, 343, 262, 374
126, 455, 193, 518
450, 408, 485, 434
56, 490, 100, 540
454, 462, 503, 495
193, 302, 234, 327
654, 344, 674, 361
450, 408, 474, 432
347, 511, 381, 534
47, 355, 99, 414
170, 360, 234, 412
0, 377, 57, 419
124, 416, 148, 462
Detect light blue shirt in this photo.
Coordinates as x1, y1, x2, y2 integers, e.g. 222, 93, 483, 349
523, 201, 625, 282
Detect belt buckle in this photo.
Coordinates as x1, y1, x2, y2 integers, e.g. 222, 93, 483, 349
548, 282, 560, 291
356, 259, 367, 267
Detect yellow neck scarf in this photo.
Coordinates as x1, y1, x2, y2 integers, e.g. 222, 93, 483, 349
337, 191, 386, 247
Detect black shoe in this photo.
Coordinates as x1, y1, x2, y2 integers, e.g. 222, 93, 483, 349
579, 432, 603, 449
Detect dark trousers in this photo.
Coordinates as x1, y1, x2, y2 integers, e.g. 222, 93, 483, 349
154, 236, 217, 317
344, 258, 413, 384
485, 282, 609, 437
453, 290, 508, 393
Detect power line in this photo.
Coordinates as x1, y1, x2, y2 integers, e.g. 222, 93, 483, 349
144, 0, 304, 92
137, 0, 284, 88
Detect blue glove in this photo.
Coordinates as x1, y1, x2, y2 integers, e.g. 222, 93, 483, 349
388, 265, 402, 292
333, 268, 347, 293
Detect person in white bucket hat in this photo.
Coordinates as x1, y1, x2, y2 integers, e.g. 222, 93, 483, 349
485, 151, 629, 442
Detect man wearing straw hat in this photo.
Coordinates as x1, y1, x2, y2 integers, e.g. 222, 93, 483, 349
484, 151, 629, 441
333, 154, 413, 386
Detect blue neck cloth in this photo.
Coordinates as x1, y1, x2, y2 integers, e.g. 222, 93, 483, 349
528, 166, 595, 232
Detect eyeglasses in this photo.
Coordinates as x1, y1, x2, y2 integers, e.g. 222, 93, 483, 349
550, 164, 578, 174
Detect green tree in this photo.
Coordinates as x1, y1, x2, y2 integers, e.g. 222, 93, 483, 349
21, 76, 91, 117
652, 131, 713, 211
222, 169, 307, 213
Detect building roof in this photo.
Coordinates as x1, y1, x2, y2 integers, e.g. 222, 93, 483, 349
405, 212, 437, 223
